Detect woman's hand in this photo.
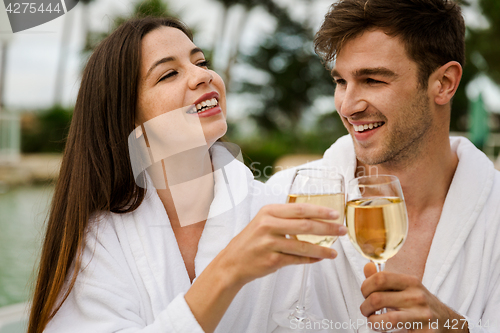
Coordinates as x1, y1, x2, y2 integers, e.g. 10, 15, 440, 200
219, 203, 347, 286
185, 203, 346, 333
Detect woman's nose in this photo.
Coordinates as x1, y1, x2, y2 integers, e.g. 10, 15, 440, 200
189, 65, 213, 89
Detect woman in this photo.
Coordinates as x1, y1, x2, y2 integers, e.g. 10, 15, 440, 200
28, 17, 344, 333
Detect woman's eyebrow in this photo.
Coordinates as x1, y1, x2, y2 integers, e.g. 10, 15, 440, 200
146, 56, 175, 79
145, 48, 204, 79
191, 47, 203, 56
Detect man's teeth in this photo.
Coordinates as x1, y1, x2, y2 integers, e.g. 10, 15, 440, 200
353, 122, 383, 132
196, 98, 218, 113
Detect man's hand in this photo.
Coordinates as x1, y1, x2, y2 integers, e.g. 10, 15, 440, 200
360, 263, 469, 332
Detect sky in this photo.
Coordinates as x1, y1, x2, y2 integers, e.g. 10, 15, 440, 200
0, 0, 499, 114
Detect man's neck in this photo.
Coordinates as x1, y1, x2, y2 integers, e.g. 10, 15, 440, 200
357, 134, 458, 218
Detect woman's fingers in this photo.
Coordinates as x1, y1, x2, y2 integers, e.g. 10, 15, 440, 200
272, 237, 338, 259
262, 203, 340, 220
272, 253, 325, 268
256, 204, 346, 237
272, 217, 347, 237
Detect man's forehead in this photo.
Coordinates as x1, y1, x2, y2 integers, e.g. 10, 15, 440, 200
334, 30, 412, 68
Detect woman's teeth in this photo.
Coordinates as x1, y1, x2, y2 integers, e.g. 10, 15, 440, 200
195, 98, 218, 113
354, 122, 383, 132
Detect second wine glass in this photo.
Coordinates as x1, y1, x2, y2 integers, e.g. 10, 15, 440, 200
273, 168, 344, 330
346, 175, 408, 332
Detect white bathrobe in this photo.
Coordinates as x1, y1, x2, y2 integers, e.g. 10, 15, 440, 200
266, 135, 500, 333
44, 143, 300, 333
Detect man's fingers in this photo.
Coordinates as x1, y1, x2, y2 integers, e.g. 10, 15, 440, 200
361, 271, 418, 298
262, 203, 340, 220
360, 291, 405, 317
364, 262, 377, 279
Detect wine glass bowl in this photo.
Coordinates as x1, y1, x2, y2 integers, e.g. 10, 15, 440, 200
346, 175, 408, 266
288, 168, 345, 247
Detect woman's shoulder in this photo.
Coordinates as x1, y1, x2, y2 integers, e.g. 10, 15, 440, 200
86, 190, 159, 245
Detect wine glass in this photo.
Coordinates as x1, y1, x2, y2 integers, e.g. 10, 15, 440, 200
273, 168, 345, 330
346, 175, 408, 332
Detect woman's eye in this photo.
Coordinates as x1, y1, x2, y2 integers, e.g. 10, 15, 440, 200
159, 71, 177, 82
197, 60, 210, 68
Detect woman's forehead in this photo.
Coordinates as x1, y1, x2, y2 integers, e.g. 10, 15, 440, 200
141, 27, 196, 66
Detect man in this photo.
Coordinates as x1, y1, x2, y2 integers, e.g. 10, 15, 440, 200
267, 0, 500, 332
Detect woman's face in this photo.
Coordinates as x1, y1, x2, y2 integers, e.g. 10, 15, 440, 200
136, 26, 227, 146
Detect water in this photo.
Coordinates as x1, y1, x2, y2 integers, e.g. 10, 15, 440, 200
0, 185, 54, 308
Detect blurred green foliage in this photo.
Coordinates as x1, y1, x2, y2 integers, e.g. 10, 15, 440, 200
21, 106, 73, 153
84, 0, 176, 53
453, 0, 500, 132
225, 1, 344, 175
239, 113, 348, 180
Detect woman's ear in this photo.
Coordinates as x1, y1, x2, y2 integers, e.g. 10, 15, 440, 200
430, 61, 462, 106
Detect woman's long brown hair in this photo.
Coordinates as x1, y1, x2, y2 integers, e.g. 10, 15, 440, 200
28, 17, 193, 333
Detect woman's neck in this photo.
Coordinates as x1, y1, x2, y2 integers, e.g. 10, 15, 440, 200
157, 147, 215, 227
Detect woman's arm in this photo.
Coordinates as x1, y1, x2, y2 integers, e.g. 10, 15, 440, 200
185, 203, 346, 333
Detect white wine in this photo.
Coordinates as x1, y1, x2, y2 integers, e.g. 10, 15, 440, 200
287, 193, 345, 247
346, 197, 407, 262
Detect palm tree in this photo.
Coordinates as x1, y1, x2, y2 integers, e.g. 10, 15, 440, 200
211, 0, 259, 88
80, 0, 95, 55
53, 11, 74, 106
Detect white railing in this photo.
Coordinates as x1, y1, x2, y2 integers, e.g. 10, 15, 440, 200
0, 112, 20, 165
0, 302, 29, 333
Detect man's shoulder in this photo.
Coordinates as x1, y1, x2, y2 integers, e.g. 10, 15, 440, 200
266, 159, 324, 187
266, 135, 353, 187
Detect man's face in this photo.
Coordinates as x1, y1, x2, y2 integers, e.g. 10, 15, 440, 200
332, 29, 434, 166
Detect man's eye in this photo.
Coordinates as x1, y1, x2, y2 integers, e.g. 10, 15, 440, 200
367, 78, 383, 84
334, 78, 346, 85
159, 71, 177, 82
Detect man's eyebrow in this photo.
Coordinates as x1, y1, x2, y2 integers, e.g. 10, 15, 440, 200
145, 47, 204, 79
330, 67, 398, 79
354, 67, 398, 78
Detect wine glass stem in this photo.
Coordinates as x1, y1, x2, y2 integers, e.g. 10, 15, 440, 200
375, 262, 385, 273
295, 264, 310, 320
375, 261, 387, 315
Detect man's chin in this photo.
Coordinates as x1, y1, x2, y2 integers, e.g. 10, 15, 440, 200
354, 146, 386, 167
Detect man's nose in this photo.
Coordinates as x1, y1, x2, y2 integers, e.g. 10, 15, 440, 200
337, 85, 368, 119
